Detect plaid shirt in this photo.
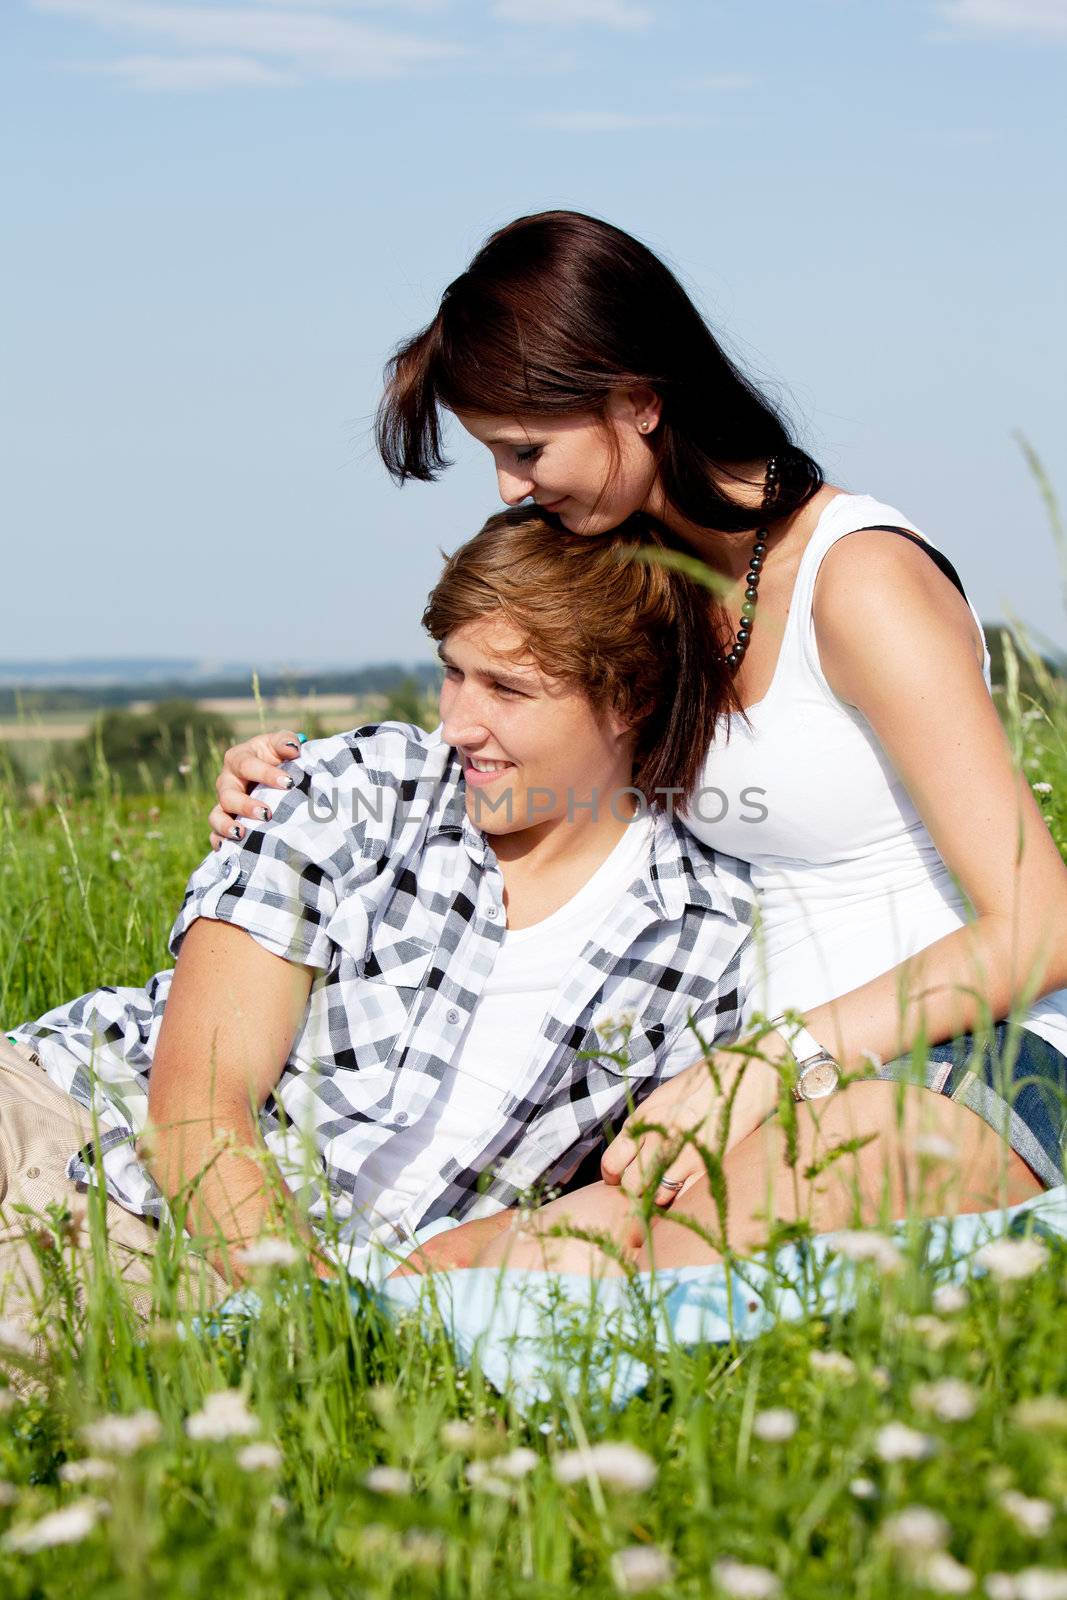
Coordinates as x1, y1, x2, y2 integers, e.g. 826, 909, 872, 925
13, 723, 753, 1252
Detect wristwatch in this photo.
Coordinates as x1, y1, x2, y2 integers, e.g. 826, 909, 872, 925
768, 1017, 842, 1102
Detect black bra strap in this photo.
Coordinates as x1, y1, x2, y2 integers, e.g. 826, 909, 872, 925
858, 524, 969, 602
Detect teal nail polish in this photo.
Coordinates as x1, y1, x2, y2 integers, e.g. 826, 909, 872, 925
297, 732, 308, 745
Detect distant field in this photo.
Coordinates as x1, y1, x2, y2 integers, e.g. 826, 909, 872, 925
0, 692, 391, 748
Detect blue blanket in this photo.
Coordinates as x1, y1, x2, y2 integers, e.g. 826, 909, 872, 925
375, 1186, 1067, 1408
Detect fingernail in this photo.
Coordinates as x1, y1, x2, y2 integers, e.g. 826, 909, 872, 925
257, 806, 271, 821
283, 741, 300, 752
284, 775, 295, 789
297, 732, 308, 744
231, 825, 243, 841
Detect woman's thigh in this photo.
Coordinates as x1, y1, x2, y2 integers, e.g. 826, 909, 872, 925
632, 1079, 1045, 1272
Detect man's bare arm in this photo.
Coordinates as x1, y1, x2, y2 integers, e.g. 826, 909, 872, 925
145, 919, 315, 1281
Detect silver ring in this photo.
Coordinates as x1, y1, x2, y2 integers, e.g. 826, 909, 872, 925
657, 1177, 684, 1191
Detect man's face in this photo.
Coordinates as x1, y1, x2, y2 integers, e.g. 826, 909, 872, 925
438, 615, 635, 838
455, 396, 658, 538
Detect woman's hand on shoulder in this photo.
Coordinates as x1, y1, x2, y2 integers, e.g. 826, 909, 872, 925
209, 729, 304, 850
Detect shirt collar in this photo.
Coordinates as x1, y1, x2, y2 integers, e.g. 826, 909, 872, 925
426, 738, 743, 926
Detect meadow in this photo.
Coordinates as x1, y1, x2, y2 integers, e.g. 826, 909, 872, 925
0, 632, 1064, 1599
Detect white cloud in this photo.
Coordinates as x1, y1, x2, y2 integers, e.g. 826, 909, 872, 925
937, 0, 1067, 38
532, 109, 693, 131
103, 51, 291, 87
492, 0, 651, 29
29, 0, 465, 86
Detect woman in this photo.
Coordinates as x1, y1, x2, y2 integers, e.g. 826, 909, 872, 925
210, 210, 1067, 1275
2, 509, 752, 1322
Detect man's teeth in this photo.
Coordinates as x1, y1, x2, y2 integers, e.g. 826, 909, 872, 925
470, 759, 511, 773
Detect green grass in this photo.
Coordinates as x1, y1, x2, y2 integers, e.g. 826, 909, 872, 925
0, 655, 1065, 1598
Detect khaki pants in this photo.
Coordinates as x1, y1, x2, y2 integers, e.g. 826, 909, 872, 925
0, 1036, 228, 1342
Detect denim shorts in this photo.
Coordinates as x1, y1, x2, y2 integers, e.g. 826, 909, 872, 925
873, 1023, 1067, 1188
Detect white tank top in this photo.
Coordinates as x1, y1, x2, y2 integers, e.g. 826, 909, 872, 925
683, 491, 1067, 1055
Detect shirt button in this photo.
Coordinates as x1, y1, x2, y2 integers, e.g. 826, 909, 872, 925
446, 1007, 460, 1026
486, 906, 498, 920
394, 1112, 408, 1126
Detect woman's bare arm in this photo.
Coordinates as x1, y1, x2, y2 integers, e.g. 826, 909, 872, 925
805, 531, 1067, 1066
145, 918, 316, 1279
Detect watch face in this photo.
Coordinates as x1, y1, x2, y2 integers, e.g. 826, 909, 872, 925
799, 1060, 840, 1100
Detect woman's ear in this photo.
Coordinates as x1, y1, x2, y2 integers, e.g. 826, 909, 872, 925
609, 386, 661, 435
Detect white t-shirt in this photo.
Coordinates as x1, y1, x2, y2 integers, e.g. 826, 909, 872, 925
346, 815, 654, 1244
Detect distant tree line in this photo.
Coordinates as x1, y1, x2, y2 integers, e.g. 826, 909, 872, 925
0, 677, 442, 799
0, 662, 442, 718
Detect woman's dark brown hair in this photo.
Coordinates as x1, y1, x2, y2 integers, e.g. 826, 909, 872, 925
422, 507, 729, 806
377, 209, 822, 536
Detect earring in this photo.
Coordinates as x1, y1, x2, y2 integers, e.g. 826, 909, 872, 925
640, 421, 651, 433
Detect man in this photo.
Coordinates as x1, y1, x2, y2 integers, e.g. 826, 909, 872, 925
2, 511, 752, 1323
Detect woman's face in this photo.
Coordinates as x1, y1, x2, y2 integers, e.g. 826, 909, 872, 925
438, 614, 636, 839
455, 391, 660, 538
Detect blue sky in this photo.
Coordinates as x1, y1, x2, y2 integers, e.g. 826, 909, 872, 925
3, 0, 1066, 674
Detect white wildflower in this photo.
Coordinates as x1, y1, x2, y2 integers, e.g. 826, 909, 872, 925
849, 1476, 878, 1500
874, 1421, 937, 1462
553, 1441, 657, 1492
712, 1557, 781, 1598
495, 1447, 538, 1480
880, 1505, 950, 1553
269, 1494, 289, 1518
974, 1238, 1048, 1283
904, 1314, 957, 1351
177, 762, 192, 777
109, 849, 122, 863
920, 1551, 976, 1594
809, 1349, 857, 1381
185, 1389, 258, 1442
0, 1320, 35, 1359
359, 1523, 394, 1556
611, 1544, 676, 1593
752, 1408, 798, 1443
237, 1442, 283, 1474
932, 1283, 970, 1315
439, 1419, 484, 1452
403, 1529, 446, 1568
872, 1365, 891, 1391
1033, 782, 1053, 796
363, 1465, 411, 1496
832, 1230, 904, 1274
1014, 1397, 1067, 1432
235, 1237, 300, 1270
594, 1008, 638, 1039
911, 1378, 979, 1423
366, 1384, 396, 1423
3, 1497, 109, 1552
0, 1483, 19, 1508
81, 1409, 162, 1455
914, 1132, 959, 1162
994, 1571, 1067, 1600
464, 1461, 512, 1497
58, 1458, 116, 1486
999, 1491, 1055, 1538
